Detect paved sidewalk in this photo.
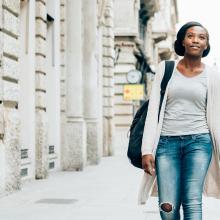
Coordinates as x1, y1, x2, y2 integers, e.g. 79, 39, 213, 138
0, 154, 219, 220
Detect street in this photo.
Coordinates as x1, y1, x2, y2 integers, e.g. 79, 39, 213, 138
0, 153, 219, 220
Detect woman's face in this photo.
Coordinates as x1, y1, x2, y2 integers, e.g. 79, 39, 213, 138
182, 26, 208, 57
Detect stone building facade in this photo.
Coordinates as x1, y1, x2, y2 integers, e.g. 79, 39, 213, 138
0, 0, 178, 196
0, 0, 62, 195
0, 0, 21, 196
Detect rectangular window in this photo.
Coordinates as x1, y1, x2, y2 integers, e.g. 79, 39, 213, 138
49, 145, 55, 154
49, 161, 55, 169
20, 168, 28, 177
21, 149, 28, 159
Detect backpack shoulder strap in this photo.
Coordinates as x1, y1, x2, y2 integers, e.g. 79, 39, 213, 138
158, 60, 175, 121
160, 60, 175, 94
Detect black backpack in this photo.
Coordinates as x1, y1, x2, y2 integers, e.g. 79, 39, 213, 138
127, 60, 175, 169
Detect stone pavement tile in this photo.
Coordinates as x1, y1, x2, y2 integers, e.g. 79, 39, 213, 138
65, 205, 145, 220
0, 155, 219, 220
203, 197, 220, 220
0, 156, 145, 220
143, 197, 160, 220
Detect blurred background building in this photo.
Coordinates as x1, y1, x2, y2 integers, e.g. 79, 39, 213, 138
0, 0, 178, 196
113, 0, 178, 152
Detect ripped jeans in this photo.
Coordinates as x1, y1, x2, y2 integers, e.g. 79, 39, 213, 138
155, 133, 212, 220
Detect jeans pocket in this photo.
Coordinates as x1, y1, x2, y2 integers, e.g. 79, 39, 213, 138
193, 133, 211, 143
156, 137, 168, 155
159, 136, 168, 144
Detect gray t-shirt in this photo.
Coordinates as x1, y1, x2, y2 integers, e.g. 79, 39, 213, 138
161, 68, 209, 136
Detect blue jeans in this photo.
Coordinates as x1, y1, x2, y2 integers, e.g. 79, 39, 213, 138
155, 133, 212, 220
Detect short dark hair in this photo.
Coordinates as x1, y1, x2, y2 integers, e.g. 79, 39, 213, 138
174, 21, 210, 57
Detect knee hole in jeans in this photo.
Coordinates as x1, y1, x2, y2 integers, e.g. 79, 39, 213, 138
160, 202, 173, 213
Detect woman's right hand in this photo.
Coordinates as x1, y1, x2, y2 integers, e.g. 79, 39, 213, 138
142, 154, 155, 176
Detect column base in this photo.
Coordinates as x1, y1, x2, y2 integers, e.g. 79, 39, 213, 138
0, 108, 21, 195
35, 110, 48, 179
86, 119, 102, 165
103, 117, 114, 156
62, 117, 86, 171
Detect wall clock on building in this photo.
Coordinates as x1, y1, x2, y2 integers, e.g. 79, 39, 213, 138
126, 69, 142, 84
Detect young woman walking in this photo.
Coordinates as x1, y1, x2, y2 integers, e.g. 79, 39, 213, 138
139, 21, 220, 220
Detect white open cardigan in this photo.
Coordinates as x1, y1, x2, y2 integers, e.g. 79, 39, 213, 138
138, 60, 220, 205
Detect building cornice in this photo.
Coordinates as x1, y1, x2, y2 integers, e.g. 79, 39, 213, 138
152, 32, 167, 43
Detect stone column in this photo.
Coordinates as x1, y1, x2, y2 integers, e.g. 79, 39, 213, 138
64, 0, 86, 170
102, 0, 115, 156
60, 0, 68, 170
35, 0, 48, 179
82, 0, 102, 165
